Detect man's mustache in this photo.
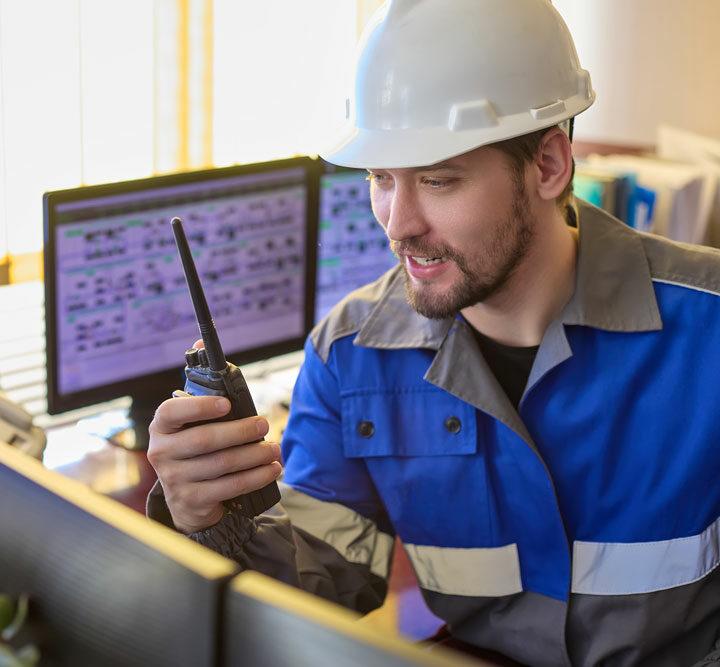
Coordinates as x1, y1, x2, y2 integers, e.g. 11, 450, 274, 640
390, 240, 455, 258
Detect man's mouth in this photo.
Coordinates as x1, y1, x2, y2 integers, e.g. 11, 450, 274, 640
411, 256, 446, 266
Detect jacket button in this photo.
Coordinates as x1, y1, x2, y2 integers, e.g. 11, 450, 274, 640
444, 416, 461, 434
357, 420, 375, 438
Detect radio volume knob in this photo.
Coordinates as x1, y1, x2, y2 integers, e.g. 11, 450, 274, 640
185, 348, 200, 367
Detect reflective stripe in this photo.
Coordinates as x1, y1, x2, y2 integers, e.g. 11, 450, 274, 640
404, 543, 523, 597
279, 483, 394, 579
572, 516, 720, 595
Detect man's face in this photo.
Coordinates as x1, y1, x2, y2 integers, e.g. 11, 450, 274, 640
368, 146, 535, 319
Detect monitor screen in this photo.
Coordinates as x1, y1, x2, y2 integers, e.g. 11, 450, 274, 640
0, 442, 238, 666
44, 157, 317, 414
315, 166, 397, 322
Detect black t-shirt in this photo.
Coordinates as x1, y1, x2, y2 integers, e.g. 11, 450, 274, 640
471, 327, 539, 409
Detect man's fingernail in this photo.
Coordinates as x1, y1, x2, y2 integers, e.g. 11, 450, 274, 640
216, 398, 230, 413
256, 419, 267, 437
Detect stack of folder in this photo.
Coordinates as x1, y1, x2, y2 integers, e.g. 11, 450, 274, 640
573, 164, 654, 232
657, 125, 720, 247
573, 127, 720, 246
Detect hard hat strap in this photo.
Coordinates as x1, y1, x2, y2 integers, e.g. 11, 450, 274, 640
560, 117, 575, 143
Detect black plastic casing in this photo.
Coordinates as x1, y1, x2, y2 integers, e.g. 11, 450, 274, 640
184, 360, 281, 518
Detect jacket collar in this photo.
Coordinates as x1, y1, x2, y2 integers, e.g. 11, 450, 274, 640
353, 267, 455, 351
560, 200, 662, 332
354, 200, 662, 353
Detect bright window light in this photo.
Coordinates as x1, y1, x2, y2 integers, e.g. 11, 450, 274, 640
0, 0, 360, 260
213, 0, 357, 166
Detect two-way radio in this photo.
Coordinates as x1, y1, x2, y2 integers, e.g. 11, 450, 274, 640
170, 216, 281, 518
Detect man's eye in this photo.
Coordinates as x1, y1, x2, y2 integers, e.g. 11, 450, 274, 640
421, 177, 452, 189
367, 173, 391, 187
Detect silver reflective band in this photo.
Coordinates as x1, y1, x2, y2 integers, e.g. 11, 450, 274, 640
279, 483, 394, 579
572, 516, 720, 595
404, 543, 523, 597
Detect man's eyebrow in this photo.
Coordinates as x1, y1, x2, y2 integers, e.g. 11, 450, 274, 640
417, 160, 462, 171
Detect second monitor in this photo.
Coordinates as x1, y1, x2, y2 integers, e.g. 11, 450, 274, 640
315, 164, 397, 323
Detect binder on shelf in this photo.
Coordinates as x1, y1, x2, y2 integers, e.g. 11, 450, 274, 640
573, 163, 644, 230
585, 153, 713, 244
573, 170, 615, 212
633, 185, 657, 234
657, 125, 720, 247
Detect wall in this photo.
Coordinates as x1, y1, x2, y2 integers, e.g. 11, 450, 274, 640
552, 0, 720, 147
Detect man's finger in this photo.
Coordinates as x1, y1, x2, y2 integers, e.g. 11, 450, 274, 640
199, 462, 283, 505
193, 339, 205, 349
152, 395, 230, 434
185, 441, 281, 481
170, 417, 270, 459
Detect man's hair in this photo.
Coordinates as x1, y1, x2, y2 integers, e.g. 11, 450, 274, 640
492, 125, 575, 212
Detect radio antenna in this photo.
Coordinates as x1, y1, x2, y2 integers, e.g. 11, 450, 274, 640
171, 217, 226, 372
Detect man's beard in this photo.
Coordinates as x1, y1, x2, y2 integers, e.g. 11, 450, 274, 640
393, 179, 534, 320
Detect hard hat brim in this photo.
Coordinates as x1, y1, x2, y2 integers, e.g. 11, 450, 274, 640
321, 93, 595, 170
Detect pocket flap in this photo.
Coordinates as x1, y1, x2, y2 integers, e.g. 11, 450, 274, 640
341, 389, 477, 457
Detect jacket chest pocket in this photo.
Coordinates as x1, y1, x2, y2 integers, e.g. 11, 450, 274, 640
340, 388, 477, 458
340, 389, 492, 547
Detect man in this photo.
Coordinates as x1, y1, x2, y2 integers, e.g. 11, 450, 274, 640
146, 1, 720, 665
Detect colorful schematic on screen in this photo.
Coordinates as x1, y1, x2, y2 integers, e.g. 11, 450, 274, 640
315, 170, 397, 322
54, 169, 307, 395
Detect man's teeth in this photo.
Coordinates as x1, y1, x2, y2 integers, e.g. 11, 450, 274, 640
412, 256, 445, 266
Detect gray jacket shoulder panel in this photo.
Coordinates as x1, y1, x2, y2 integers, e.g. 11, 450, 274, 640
310, 266, 404, 362
639, 231, 720, 296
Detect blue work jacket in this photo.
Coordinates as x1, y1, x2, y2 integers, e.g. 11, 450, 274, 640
280, 201, 720, 666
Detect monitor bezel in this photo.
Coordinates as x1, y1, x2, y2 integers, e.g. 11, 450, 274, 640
225, 570, 470, 667
0, 441, 239, 665
43, 156, 319, 415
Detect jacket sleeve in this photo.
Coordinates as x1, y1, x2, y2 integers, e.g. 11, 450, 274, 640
146, 336, 395, 615
692, 639, 720, 666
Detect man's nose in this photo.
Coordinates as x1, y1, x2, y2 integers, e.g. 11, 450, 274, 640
383, 185, 428, 243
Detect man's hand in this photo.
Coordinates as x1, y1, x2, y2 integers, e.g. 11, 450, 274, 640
147, 341, 282, 534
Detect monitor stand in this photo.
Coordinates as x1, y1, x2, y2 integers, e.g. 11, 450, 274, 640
105, 395, 159, 452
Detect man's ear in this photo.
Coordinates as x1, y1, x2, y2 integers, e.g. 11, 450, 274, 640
533, 128, 573, 202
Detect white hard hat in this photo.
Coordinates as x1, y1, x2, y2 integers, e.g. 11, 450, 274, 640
321, 0, 595, 169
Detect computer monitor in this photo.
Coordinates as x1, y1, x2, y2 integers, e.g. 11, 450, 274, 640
0, 441, 239, 666
43, 157, 318, 443
315, 163, 397, 322
223, 571, 478, 667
